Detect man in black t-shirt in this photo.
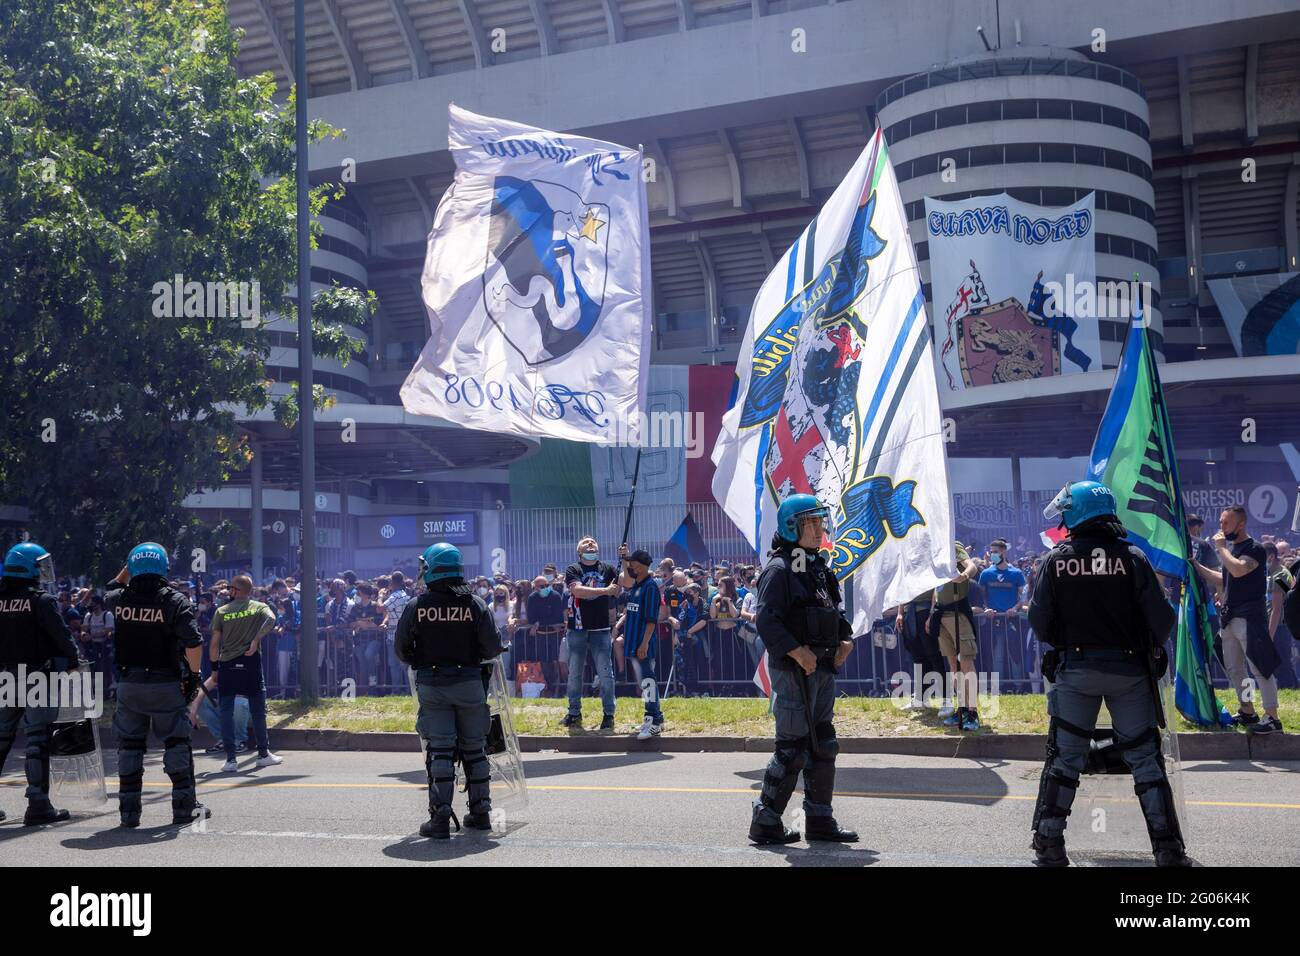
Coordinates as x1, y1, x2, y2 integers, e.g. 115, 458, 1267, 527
561, 536, 620, 730
1194, 505, 1282, 733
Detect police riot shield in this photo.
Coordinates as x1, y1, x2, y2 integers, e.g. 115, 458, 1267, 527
1058, 673, 1188, 859
483, 655, 528, 812
50, 695, 110, 811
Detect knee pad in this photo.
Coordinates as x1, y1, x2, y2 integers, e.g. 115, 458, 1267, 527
1033, 766, 1079, 834
1038, 769, 1078, 818
812, 721, 838, 759
767, 739, 809, 782
461, 749, 491, 786
426, 747, 456, 785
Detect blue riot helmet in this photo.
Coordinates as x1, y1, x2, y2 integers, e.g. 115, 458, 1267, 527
3, 542, 55, 586
420, 543, 464, 584
1043, 481, 1118, 531
776, 493, 831, 543
127, 542, 170, 578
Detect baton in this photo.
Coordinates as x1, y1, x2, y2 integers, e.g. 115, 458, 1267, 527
796, 662, 827, 759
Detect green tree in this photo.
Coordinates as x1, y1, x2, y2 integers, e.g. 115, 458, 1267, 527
0, 0, 368, 579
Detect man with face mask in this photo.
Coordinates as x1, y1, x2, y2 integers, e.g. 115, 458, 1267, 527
526, 574, 566, 693
978, 538, 1027, 683
561, 537, 619, 730
1194, 505, 1282, 733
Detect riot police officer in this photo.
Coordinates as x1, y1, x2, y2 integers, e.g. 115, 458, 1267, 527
749, 494, 857, 845
0, 542, 79, 825
105, 543, 207, 828
396, 542, 504, 839
1027, 481, 1189, 867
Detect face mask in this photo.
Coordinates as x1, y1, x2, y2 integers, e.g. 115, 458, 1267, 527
477, 587, 489, 597
539, 587, 552, 597
990, 553, 1004, 565
544, 573, 555, 583
582, 551, 599, 562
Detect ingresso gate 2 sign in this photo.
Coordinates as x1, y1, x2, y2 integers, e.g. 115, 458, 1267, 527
359, 513, 478, 547
1182, 484, 1292, 529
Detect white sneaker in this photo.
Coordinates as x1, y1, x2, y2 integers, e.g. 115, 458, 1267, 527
904, 697, 924, 711
937, 705, 955, 720
636, 718, 662, 741
255, 753, 283, 768
221, 760, 238, 773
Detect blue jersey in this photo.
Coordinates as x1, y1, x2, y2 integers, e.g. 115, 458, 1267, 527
624, 575, 661, 656
979, 565, 1026, 612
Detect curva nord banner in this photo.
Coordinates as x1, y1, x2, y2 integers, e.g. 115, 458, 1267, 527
925, 191, 1101, 392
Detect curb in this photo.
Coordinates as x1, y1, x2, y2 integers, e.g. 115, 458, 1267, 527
165, 728, 1300, 761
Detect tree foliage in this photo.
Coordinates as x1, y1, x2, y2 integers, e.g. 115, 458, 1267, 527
0, 0, 368, 577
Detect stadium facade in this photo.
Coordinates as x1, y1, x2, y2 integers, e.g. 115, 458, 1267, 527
184, 0, 1300, 576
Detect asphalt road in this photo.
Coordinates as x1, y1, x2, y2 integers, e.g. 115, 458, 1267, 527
3, 748, 1297, 866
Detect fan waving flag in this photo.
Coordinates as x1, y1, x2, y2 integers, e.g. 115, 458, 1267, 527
401, 105, 652, 445
712, 128, 955, 633
1088, 308, 1230, 727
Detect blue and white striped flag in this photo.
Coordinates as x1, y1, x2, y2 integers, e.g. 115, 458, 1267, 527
711, 128, 955, 632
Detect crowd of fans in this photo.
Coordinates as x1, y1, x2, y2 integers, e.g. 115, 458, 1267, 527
46, 517, 1298, 707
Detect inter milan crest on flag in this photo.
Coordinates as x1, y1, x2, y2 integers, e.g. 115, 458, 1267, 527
402, 105, 651, 445
484, 177, 610, 366
713, 129, 955, 632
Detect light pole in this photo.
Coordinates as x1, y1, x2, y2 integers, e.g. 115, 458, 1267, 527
294, 0, 319, 703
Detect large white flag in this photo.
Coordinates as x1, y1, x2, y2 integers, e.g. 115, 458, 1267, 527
401, 105, 652, 444
712, 128, 954, 633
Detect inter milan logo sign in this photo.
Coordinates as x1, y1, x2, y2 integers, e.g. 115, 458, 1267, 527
484, 176, 611, 366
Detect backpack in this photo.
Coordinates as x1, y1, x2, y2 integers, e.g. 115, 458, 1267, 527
1284, 557, 1300, 638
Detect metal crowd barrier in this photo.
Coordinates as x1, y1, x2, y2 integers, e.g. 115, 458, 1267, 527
204, 614, 1288, 701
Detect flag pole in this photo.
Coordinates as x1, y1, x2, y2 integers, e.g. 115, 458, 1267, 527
621, 447, 643, 546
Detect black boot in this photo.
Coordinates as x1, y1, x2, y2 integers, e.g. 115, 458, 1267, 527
172, 800, 211, 826
420, 806, 459, 839
23, 802, 70, 826
463, 810, 493, 830
1153, 838, 1192, 868
1032, 831, 1069, 866
120, 795, 142, 829
803, 815, 858, 843
748, 804, 800, 845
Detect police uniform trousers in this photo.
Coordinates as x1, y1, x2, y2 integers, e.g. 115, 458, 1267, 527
0, 667, 59, 806
1037, 649, 1173, 839
415, 666, 491, 816
754, 666, 838, 826
113, 668, 196, 816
